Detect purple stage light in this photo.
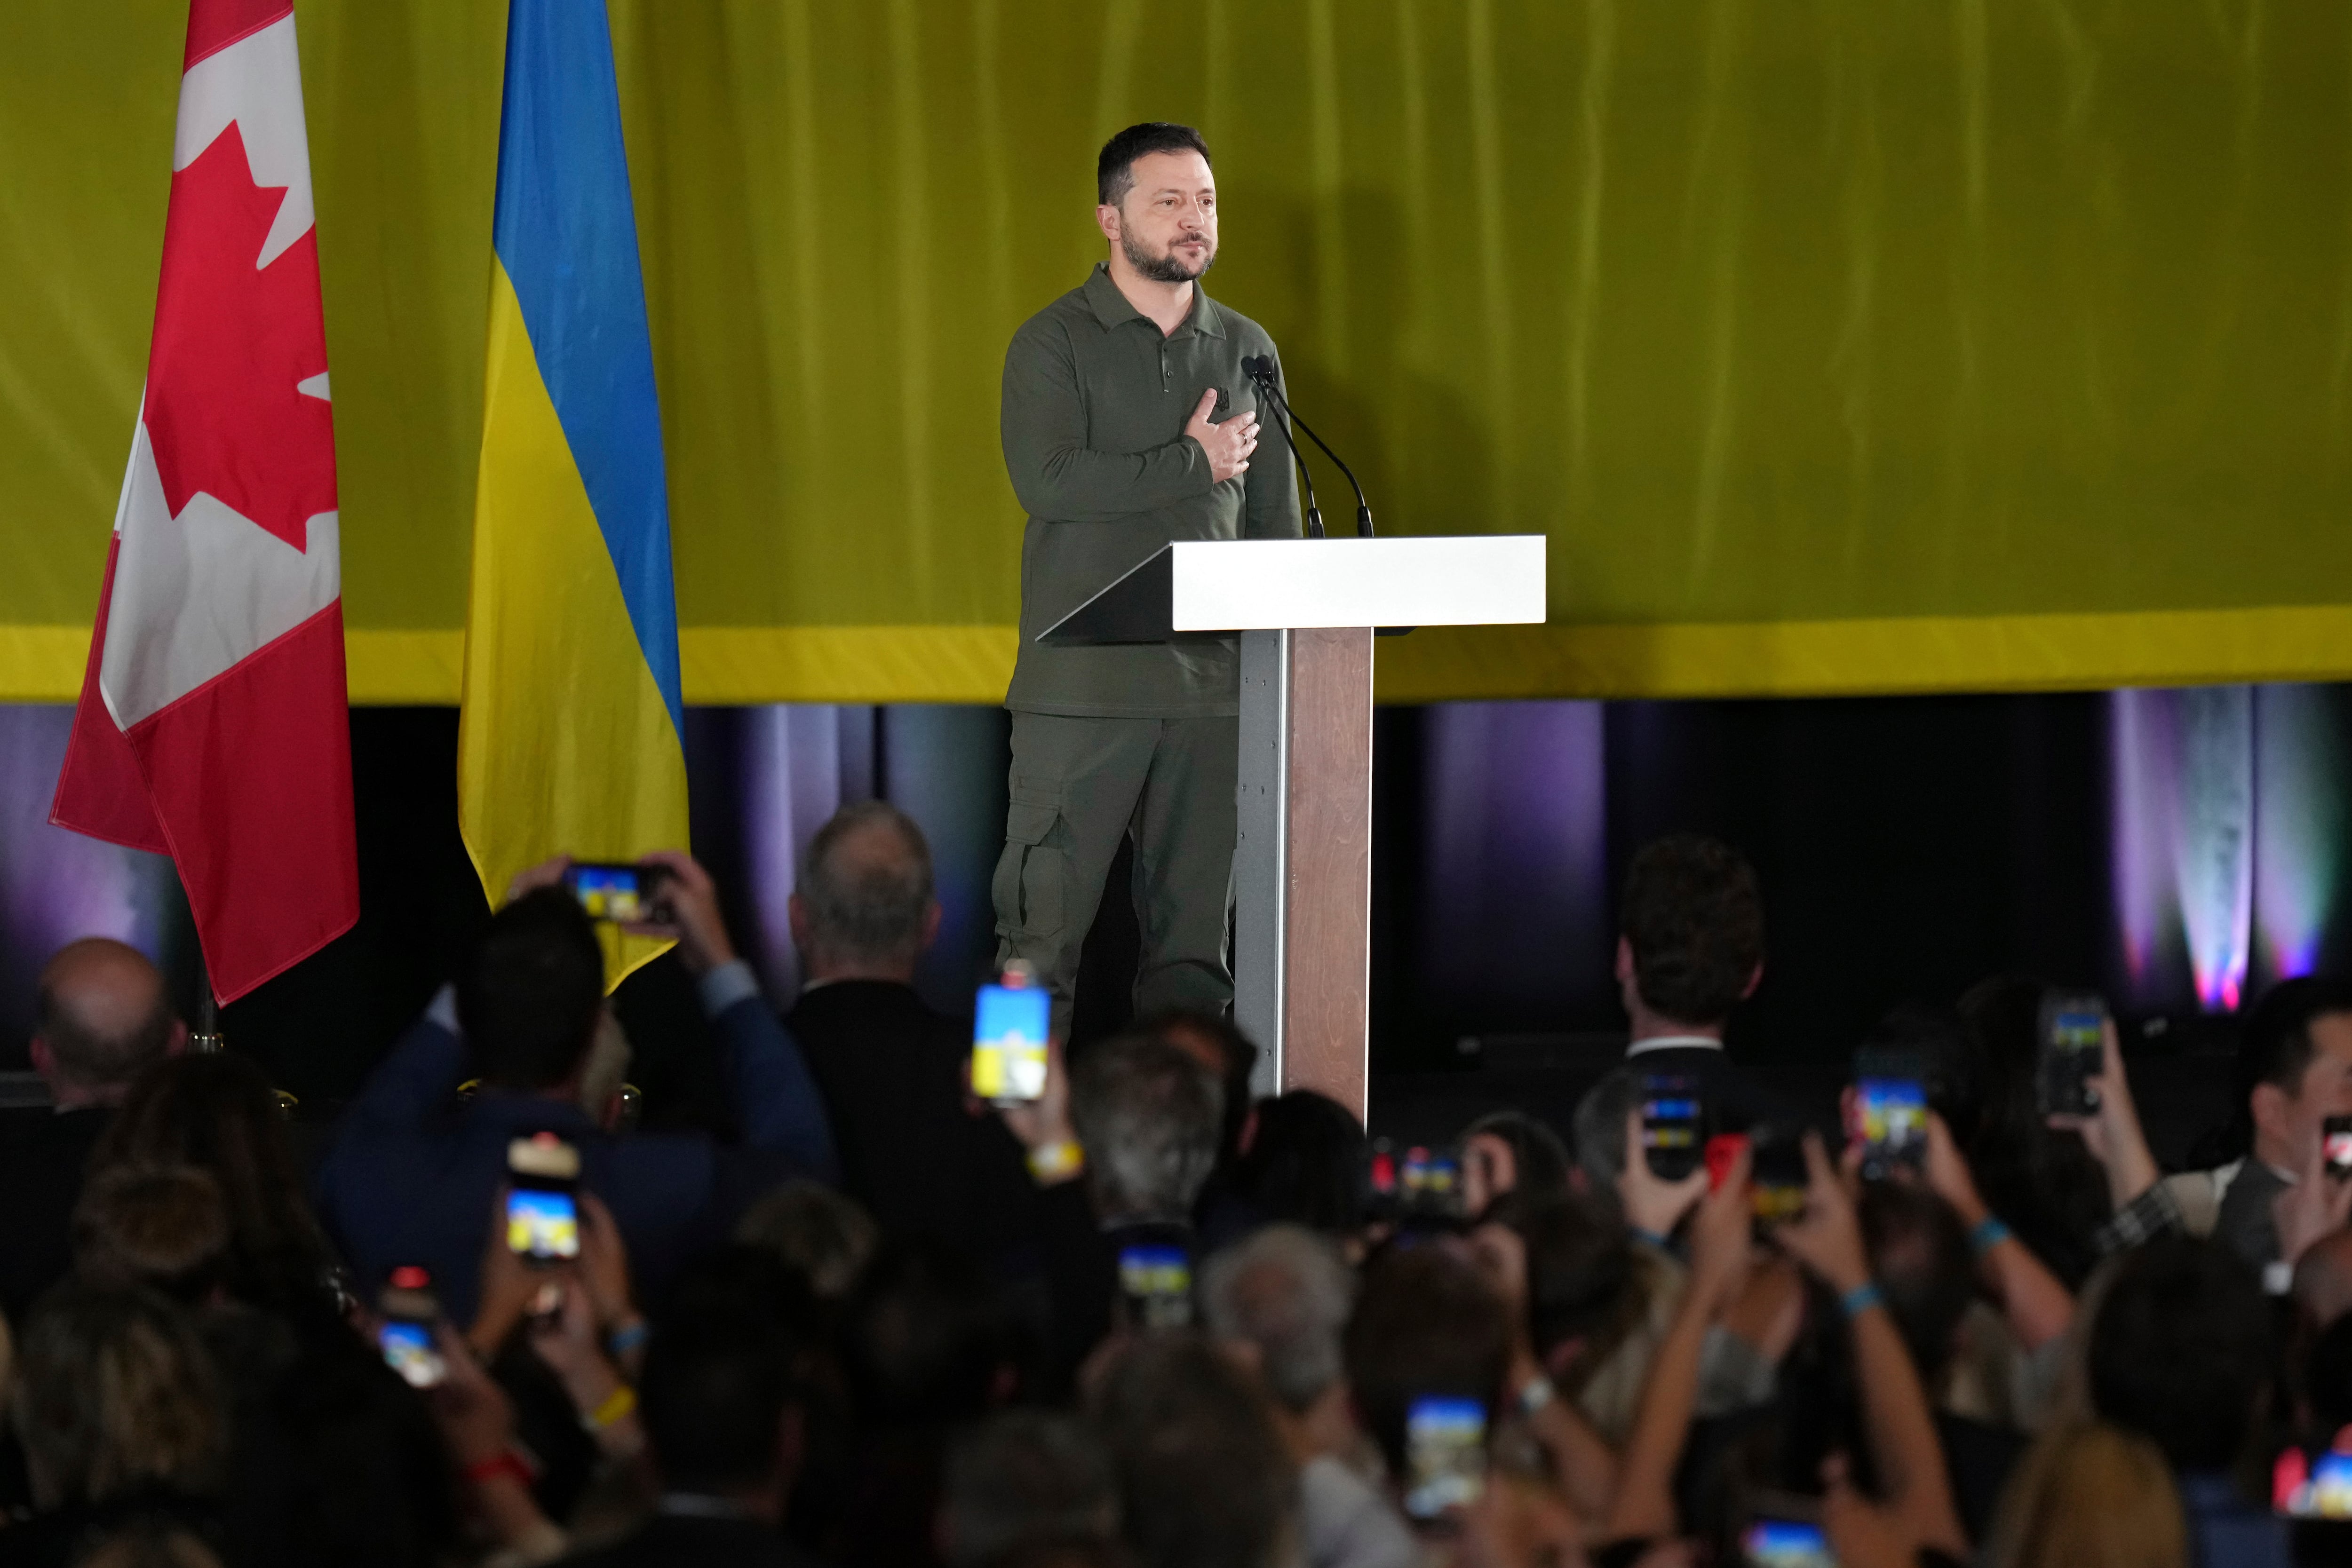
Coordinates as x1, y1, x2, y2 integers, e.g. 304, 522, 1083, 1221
2254, 685, 2344, 984
737, 705, 876, 1001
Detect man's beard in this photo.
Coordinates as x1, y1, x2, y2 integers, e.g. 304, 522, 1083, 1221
1123, 229, 1215, 283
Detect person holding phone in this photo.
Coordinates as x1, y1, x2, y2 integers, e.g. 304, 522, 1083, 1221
317, 851, 837, 1328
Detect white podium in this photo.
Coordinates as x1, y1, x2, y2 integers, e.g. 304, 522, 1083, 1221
1039, 535, 1546, 1117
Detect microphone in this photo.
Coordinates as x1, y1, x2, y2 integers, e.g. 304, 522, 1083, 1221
1240, 355, 1324, 539
1242, 355, 1374, 538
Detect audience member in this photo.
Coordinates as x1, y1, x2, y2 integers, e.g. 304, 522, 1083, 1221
1613, 834, 1779, 1132
1343, 1245, 1513, 1527
0, 939, 184, 1322
1201, 1225, 1413, 1568
72, 1165, 231, 1304
1980, 1420, 2188, 1568
560, 1281, 817, 1568
91, 1053, 342, 1320
2084, 1236, 2286, 1568
1224, 1091, 1368, 1241
7, 1283, 224, 1567
1003, 1031, 1222, 1382
317, 855, 836, 1323
1090, 1331, 1295, 1568
1854, 1180, 2026, 1542
1458, 1111, 1572, 1219
938, 1411, 1118, 1568
786, 804, 1037, 1264
2208, 976, 2352, 1279
737, 1179, 882, 1304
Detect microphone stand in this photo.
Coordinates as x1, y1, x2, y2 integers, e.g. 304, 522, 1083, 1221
1252, 376, 1374, 538
1248, 368, 1325, 539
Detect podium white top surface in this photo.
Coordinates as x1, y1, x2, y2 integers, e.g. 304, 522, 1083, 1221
1168, 535, 1547, 632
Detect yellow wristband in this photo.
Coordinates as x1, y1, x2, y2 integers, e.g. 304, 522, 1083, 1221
1028, 1139, 1085, 1183
588, 1384, 637, 1430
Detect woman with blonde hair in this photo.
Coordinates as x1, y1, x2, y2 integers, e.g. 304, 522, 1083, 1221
1983, 1419, 2190, 1568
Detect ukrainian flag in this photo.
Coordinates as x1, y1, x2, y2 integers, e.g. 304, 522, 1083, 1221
458, 0, 685, 981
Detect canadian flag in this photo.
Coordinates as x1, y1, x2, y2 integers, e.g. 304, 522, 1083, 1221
50, 0, 358, 1003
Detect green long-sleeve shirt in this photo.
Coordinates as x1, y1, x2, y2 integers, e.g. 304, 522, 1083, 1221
1001, 263, 1303, 718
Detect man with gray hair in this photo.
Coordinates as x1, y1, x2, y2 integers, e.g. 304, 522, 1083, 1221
1203, 1226, 1414, 1568
786, 801, 1036, 1262
0, 937, 186, 1320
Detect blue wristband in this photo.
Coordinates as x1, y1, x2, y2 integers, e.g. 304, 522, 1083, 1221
1630, 1227, 1673, 1251
1968, 1215, 2012, 1256
606, 1319, 650, 1359
1839, 1281, 1885, 1320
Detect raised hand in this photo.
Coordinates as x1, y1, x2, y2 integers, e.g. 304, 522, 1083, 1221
1619, 1106, 1708, 1241
1773, 1133, 1872, 1296
1184, 388, 1257, 483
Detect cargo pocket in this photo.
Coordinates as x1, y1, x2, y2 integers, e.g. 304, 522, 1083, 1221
991, 787, 1066, 937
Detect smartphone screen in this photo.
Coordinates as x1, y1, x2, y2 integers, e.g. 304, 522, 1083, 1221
1855, 1076, 1927, 1179
1403, 1396, 1487, 1520
506, 1185, 580, 1261
2326, 1117, 2352, 1180
1739, 1518, 1836, 1568
378, 1318, 447, 1389
971, 981, 1050, 1104
1748, 1125, 1808, 1225
562, 862, 662, 923
1118, 1244, 1193, 1331
2037, 991, 2107, 1117
1641, 1075, 1705, 1181
1400, 1145, 1464, 1221
2275, 1428, 2352, 1518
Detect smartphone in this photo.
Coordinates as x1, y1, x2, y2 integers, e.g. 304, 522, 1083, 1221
971, 978, 1051, 1105
1738, 1517, 1836, 1568
2275, 1429, 2352, 1518
2326, 1117, 2352, 1181
1118, 1243, 1193, 1331
562, 861, 669, 924
376, 1266, 446, 1389
1399, 1144, 1465, 1223
1852, 1048, 1927, 1181
1641, 1075, 1706, 1182
506, 1134, 582, 1262
1748, 1123, 1808, 1225
1402, 1395, 1487, 1520
2037, 990, 2107, 1117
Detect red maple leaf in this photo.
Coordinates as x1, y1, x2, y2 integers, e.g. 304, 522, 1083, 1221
142, 119, 336, 552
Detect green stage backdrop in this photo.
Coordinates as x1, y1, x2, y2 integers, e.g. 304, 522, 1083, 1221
6, 0, 2352, 704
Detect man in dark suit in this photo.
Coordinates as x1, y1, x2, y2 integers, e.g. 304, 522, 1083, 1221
317, 853, 836, 1325
784, 802, 1036, 1263
560, 1281, 820, 1568
0, 938, 185, 1321
1614, 833, 1780, 1134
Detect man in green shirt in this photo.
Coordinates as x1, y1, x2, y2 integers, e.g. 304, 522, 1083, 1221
995, 121, 1302, 1035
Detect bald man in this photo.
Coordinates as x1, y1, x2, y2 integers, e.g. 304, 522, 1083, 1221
0, 937, 185, 1317
784, 802, 1037, 1263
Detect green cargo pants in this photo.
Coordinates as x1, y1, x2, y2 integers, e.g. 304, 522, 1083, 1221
992, 711, 1237, 1036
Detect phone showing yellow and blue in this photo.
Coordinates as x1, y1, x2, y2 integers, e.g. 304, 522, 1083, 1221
972, 981, 1050, 1105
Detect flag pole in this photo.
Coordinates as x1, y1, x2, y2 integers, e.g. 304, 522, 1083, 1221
192, 961, 225, 1054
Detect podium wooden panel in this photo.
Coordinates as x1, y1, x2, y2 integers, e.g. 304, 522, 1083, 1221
1040, 534, 1545, 1119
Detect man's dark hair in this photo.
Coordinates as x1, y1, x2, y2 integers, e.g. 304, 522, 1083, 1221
456, 887, 605, 1091
1484, 1192, 1636, 1371
1619, 833, 1764, 1026
1132, 1007, 1255, 1163
639, 1296, 800, 1496
1230, 1091, 1368, 1234
2088, 1237, 2273, 1473
1091, 1331, 1293, 1568
941, 1410, 1119, 1568
1097, 123, 1211, 208
1070, 1034, 1223, 1224
800, 801, 934, 966
846, 1243, 1017, 1429
2233, 975, 2352, 1125
1343, 1245, 1511, 1480
1855, 1182, 1975, 1385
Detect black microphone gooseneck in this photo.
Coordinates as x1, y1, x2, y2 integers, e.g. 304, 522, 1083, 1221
1240, 356, 1323, 539
1242, 356, 1374, 538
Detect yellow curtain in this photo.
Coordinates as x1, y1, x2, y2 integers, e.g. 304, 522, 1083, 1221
6, 1, 2351, 703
